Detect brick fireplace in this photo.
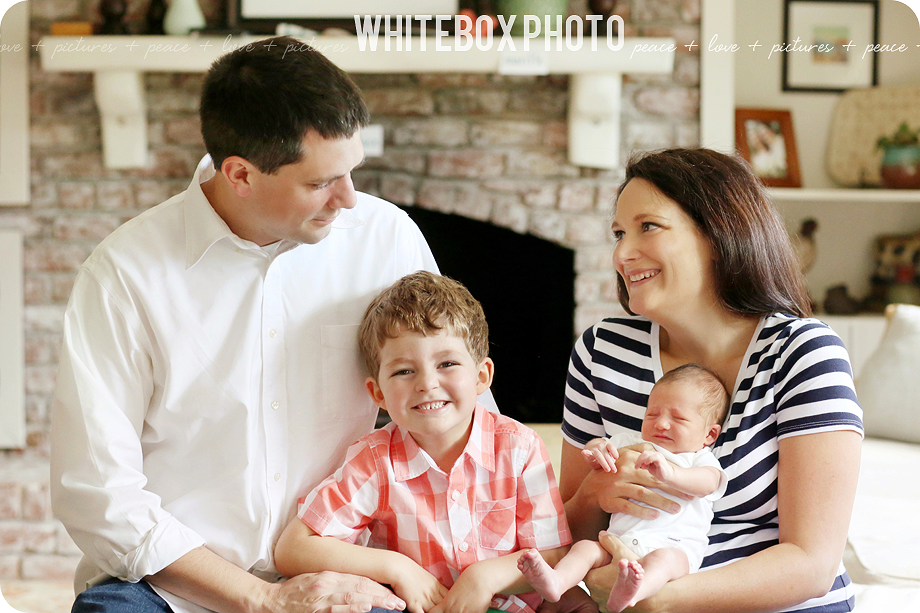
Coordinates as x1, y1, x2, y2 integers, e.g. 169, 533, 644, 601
0, 0, 702, 581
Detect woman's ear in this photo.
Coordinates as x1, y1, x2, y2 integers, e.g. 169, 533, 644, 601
365, 377, 386, 410
476, 358, 495, 394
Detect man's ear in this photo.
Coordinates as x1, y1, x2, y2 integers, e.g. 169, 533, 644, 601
705, 423, 722, 446
476, 358, 495, 394
365, 377, 386, 410
220, 156, 255, 198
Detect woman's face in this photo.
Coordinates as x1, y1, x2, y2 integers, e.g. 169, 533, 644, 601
611, 179, 717, 320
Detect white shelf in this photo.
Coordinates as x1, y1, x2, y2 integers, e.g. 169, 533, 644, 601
769, 187, 920, 204
40, 34, 675, 170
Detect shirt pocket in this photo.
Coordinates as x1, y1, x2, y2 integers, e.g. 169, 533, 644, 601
476, 497, 517, 551
321, 324, 376, 421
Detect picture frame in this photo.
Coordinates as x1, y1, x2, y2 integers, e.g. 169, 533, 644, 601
782, 0, 879, 93
735, 108, 802, 188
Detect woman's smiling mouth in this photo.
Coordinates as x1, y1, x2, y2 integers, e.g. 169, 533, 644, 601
629, 270, 659, 283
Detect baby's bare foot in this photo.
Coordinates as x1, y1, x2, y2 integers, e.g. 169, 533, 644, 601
606, 559, 645, 613
517, 549, 566, 602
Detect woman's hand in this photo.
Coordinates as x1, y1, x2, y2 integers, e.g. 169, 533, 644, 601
584, 532, 643, 613
560, 441, 683, 542
588, 446, 684, 520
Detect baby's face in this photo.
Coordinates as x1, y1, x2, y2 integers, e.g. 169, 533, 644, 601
641, 380, 719, 454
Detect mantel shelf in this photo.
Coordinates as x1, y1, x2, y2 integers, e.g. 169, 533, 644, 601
40, 34, 675, 169
769, 187, 920, 203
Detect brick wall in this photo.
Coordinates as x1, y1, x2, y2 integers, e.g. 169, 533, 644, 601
0, 0, 700, 580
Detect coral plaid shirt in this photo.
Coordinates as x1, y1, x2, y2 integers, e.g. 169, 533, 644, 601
299, 404, 571, 613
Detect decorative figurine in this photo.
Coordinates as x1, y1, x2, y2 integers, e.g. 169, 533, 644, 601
99, 0, 129, 34
146, 0, 168, 35
791, 217, 818, 274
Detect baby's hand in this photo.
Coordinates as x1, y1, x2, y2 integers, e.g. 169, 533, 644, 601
582, 438, 619, 473
635, 449, 673, 483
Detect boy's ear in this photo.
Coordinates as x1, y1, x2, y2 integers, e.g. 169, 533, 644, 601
476, 358, 495, 394
705, 423, 722, 446
365, 377, 386, 410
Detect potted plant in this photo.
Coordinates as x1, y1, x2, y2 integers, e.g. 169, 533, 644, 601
876, 122, 920, 189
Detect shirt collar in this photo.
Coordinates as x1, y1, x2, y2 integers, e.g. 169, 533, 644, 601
184, 155, 238, 270
391, 404, 496, 481
183, 155, 302, 269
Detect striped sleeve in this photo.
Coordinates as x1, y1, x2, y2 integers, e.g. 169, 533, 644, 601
771, 320, 863, 438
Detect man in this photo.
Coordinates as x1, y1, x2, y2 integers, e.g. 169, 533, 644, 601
51, 36, 435, 613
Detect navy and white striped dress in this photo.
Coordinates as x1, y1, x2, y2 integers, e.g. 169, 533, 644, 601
562, 313, 863, 613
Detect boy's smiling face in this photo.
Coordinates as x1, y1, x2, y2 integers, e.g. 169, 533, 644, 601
366, 328, 494, 467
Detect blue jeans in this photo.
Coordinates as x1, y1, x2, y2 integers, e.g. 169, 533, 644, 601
72, 578, 172, 613
71, 578, 405, 613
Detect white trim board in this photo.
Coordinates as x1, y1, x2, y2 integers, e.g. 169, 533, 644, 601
0, 229, 25, 448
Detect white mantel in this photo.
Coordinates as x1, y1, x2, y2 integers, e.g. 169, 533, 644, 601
40, 34, 676, 169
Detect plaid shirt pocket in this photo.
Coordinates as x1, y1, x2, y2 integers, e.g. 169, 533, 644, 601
476, 497, 517, 551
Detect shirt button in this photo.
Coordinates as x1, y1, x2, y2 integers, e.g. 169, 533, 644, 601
271, 401, 280, 410
458, 542, 469, 552
269, 330, 277, 338
632, 539, 639, 545
274, 473, 281, 482
451, 490, 460, 501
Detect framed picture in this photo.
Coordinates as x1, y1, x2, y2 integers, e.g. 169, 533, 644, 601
782, 0, 879, 93
735, 108, 802, 188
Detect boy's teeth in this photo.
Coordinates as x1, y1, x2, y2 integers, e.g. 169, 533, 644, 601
417, 401, 446, 410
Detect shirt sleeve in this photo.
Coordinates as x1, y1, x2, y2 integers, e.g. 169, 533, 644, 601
298, 438, 382, 543
514, 433, 572, 550
773, 320, 864, 439
693, 449, 728, 501
50, 269, 205, 584
561, 325, 607, 448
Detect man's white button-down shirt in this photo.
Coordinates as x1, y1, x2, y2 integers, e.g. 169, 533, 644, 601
50, 156, 438, 613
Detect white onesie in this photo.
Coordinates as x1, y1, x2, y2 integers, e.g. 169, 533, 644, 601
604, 432, 727, 571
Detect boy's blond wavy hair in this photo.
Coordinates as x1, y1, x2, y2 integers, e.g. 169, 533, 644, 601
358, 271, 489, 379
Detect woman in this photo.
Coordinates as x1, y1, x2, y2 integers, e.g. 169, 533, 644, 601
558, 149, 862, 613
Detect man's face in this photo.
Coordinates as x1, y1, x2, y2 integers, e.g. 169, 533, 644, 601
231, 130, 365, 246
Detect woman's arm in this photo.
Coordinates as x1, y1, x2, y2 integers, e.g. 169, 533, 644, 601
560, 441, 682, 542
586, 430, 862, 613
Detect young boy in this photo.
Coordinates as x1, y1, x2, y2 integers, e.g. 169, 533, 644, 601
517, 364, 729, 612
274, 271, 571, 613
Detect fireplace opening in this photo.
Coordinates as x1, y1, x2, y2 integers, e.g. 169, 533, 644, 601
399, 205, 576, 424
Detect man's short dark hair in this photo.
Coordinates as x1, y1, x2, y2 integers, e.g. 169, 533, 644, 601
200, 36, 370, 174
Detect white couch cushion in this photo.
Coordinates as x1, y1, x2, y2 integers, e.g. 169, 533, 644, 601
856, 304, 920, 443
